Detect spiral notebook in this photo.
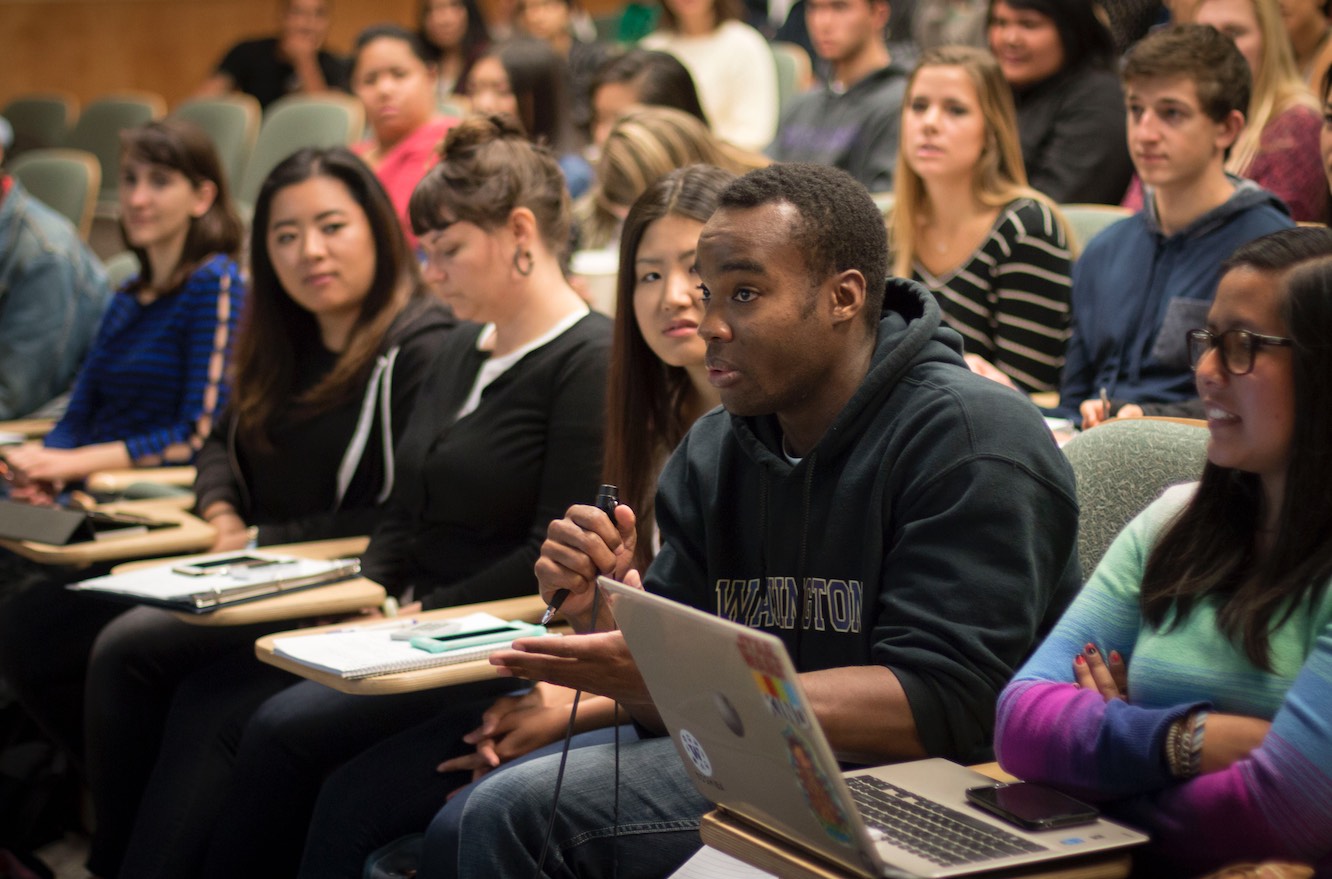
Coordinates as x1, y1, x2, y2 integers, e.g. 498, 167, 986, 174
270, 613, 548, 679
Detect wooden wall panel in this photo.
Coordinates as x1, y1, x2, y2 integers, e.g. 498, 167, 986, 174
0, 0, 622, 110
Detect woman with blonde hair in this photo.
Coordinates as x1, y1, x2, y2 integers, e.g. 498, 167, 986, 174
578, 105, 765, 249
1129, 0, 1326, 221
891, 45, 1072, 394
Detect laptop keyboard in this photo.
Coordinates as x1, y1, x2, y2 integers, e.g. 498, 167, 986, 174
846, 776, 1048, 867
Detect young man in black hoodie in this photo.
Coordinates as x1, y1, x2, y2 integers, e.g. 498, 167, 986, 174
448, 163, 1082, 878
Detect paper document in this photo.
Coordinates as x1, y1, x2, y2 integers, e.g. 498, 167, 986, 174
668, 846, 774, 878
271, 612, 549, 679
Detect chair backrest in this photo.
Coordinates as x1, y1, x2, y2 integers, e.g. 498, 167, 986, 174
8, 148, 101, 240
1060, 203, 1132, 252
102, 250, 143, 291
63, 91, 167, 207
171, 94, 261, 198
2, 92, 80, 156
771, 42, 813, 113
236, 93, 366, 212
1061, 418, 1209, 574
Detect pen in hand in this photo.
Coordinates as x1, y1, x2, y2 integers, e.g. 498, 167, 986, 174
1099, 386, 1111, 423
541, 484, 619, 626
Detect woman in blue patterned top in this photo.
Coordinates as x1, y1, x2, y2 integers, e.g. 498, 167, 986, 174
5, 118, 244, 501
889, 45, 1072, 395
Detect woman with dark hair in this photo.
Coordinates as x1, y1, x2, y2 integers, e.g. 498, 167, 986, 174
351, 24, 459, 247
0, 115, 244, 867
467, 37, 594, 196
588, 48, 709, 146
996, 226, 1332, 875
286, 164, 732, 879
180, 115, 610, 879
515, 0, 609, 136
641, 0, 779, 150
418, 0, 490, 101
76, 146, 456, 879
987, 0, 1134, 204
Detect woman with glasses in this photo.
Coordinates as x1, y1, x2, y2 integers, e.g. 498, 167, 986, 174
995, 226, 1332, 875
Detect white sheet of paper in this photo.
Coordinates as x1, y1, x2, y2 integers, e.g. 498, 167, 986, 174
668, 846, 775, 879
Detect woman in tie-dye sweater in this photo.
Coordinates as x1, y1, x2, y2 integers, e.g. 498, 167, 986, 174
995, 228, 1332, 877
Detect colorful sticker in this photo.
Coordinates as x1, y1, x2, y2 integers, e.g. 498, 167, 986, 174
738, 633, 812, 729
784, 727, 853, 845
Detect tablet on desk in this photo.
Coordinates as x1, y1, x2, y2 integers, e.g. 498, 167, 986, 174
0, 499, 178, 545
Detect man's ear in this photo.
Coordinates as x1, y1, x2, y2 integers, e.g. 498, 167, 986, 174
1215, 108, 1245, 154
874, 0, 892, 31
828, 268, 867, 326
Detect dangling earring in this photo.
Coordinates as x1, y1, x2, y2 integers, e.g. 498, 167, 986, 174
513, 248, 534, 276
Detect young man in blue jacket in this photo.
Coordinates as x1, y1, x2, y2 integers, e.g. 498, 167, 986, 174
1060, 24, 1293, 428
432, 162, 1083, 878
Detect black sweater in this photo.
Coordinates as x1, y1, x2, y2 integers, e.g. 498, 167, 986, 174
362, 311, 612, 609
192, 297, 457, 546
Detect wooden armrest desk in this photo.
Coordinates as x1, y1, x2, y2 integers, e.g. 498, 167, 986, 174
699, 764, 1130, 879
0, 418, 57, 439
255, 594, 552, 695
86, 466, 197, 494
110, 536, 383, 627
0, 498, 216, 566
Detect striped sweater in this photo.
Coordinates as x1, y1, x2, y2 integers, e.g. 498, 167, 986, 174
44, 253, 244, 466
995, 484, 1332, 876
913, 198, 1071, 393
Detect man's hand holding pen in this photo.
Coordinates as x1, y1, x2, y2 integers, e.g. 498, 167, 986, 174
533, 501, 638, 634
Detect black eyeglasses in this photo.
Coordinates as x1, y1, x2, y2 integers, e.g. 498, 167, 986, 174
1186, 328, 1292, 376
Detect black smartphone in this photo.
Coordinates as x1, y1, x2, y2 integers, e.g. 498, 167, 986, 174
965, 782, 1099, 831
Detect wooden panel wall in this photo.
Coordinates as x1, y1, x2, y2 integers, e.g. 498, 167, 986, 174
0, 0, 622, 109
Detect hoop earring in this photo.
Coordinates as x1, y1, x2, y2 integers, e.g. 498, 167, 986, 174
513, 248, 534, 277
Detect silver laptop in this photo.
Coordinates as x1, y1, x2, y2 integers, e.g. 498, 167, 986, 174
599, 578, 1147, 879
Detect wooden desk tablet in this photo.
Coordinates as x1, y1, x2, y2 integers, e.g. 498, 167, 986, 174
109, 536, 379, 627
86, 466, 197, 494
0, 499, 215, 566
0, 418, 57, 439
255, 594, 550, 695
698, 811, 1132, 879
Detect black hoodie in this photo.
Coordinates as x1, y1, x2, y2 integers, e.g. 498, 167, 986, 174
646, 279, 1081, 764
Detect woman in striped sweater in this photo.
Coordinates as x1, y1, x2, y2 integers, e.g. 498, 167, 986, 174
890, 45, 1072, 395
4, 118, 244, 498
995, 227, 1332, 876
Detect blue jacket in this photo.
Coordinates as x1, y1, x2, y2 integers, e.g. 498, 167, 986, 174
1058, 178, 1291, 423
0, 178, 110, 419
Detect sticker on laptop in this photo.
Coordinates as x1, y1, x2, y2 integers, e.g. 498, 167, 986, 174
679, 729, 714, 777
737, 633, 812, 729
784, 727, 853, 845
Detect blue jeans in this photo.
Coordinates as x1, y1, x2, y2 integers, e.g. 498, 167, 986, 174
437, 736, 711, 879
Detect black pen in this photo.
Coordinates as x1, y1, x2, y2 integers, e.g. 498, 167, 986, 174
541, 484, 618, 626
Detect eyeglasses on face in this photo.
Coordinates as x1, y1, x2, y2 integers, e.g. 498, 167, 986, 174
1186, 327, 1292, 376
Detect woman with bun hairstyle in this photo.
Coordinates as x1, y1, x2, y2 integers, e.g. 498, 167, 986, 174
189, 115, 611, 879
288, 163, 734, 879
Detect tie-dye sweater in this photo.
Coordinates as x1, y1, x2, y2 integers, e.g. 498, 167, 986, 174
995, 483, 1332, 876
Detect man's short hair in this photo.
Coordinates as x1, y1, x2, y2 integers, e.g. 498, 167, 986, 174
718, 163, 888, 327
1121, 24, 1250, 123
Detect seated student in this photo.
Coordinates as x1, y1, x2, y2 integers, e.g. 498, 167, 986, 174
351, 24, 459, 248
417, 0, 491, 104
178, 116, 610, 879
435, 162, 1082, 878
996, 227, 1332, 876
1323, 66, 1332, 222
0, 129, 110, 420
514, 0, 608, 137
291, 164, 734, 879
987, 0, 1134, 205
0, 116, 243, 782
1283, 0, 1332, 93
466, 38, 593, 197
587, 49, 709, 148
76, 146, 457, 879
1061, 24, 1293, 429
891, 45, 1072, 394
195, 0, 351, 109
577, 106, 766, 250
767, 0, 908, 192
640, 0, 779, 151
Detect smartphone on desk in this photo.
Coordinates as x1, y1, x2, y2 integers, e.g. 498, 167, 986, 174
965, 782, 1099, 831
172, 555, 288, 576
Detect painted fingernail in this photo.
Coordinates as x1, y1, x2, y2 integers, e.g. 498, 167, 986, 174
1074, 654, 1085, 666
1084, 643, 1098, 656
1109, 650, 1122, 663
